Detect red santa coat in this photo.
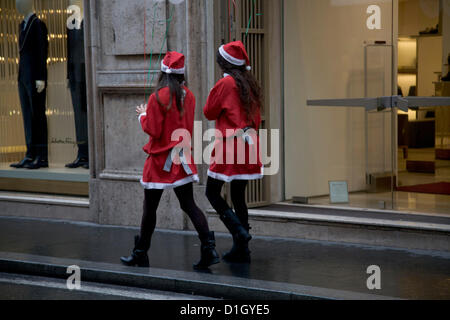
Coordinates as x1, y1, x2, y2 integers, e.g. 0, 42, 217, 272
204, 74, 263, 182
139, 86, 199, 189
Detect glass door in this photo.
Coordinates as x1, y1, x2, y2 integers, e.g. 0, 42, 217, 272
284, 0, 398, 210
395, 0, 450, 214
285, 0, 450, 214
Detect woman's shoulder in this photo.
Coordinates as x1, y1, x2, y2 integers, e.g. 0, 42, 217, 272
211, 76, 236, 95
154, 86, 170, 96
148, 87, 169, 109
218, 75, 236, 86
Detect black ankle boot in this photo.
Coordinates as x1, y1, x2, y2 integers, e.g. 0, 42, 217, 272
193, 232, 220, 270
120, 235, 150, 268
219, 209, 252, 243
223, 224, 251, 263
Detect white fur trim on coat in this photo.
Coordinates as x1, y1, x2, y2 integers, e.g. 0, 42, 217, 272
207, 170, 263, 183
138, 112, 147, 123
140, 175, 199, 190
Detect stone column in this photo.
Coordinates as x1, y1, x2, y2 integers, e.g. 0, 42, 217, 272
184, 0, 214, 230
83, 0, 213, 229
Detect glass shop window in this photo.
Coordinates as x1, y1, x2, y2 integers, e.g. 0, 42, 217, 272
0, 0, 88, 196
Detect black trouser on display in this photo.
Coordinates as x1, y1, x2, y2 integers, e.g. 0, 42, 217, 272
121, 183, 219, 270
18, 80, 48, 160
69, 80, 89, 160
206, 177, 252, 263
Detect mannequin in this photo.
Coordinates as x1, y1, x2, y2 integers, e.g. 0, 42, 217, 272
11, 0, 49, 170
15, 0, 45, 93
65, 0, 89, 169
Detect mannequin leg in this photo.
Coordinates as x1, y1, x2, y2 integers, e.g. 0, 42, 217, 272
32, 87, 48, 161
18, 81, 34, 159
70, 81, 89, 160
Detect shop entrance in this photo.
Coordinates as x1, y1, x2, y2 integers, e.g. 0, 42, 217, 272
284, 0, 450, 215
396, 0, 450, 207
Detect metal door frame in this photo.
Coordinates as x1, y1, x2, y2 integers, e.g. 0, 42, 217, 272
307, 97, 450, 209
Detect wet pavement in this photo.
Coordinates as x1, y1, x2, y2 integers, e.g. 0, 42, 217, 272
0, 273, 209, 300
0, 216, 449, 299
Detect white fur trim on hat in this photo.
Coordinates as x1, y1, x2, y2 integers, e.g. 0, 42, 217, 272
161, 61, 185, 74
219, 45, 246, 66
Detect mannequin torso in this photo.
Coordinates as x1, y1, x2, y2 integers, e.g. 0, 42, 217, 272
16, 0, 46, 93
67, 0, 85, 85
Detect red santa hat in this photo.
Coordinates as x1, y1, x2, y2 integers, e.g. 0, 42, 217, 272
219, 41, 251, 71
161, 51, 185, 74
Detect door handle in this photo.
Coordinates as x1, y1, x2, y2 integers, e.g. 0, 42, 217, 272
307, 96, 450, 112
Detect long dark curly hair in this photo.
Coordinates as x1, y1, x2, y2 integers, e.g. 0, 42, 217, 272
155, 72, 186, 117
216, 50, 263, 125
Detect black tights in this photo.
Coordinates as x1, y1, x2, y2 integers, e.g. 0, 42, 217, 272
137, 183, 210, 251
206, 177, 249, 228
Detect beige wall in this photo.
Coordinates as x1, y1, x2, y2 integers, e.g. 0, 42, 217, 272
85, 0, 213, 228
418, 36, 442, 97
399, 0, 439, 37
284, 0, 397, 199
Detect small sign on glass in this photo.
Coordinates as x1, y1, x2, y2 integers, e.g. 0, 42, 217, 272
329, 181, 349, 204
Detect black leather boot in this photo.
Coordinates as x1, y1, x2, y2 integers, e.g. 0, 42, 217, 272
219, 209, 252, 243
222, 224, 251, 263
193, 232, 220, 270
120, 235, 150, 268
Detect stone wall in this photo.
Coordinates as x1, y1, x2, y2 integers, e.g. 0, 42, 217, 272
85, 0, 211, 228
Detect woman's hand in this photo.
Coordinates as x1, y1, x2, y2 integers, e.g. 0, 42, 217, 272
136, 104, 147, 116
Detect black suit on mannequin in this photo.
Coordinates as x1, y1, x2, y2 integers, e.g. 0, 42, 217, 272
17, 14, 49, 163
66, 21, 89, 167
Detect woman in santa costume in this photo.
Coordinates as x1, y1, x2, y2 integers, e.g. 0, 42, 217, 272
204, 41, 263, 263
121, 51, 220, 270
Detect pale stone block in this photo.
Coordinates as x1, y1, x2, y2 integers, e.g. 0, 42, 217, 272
102, 0, 167, 56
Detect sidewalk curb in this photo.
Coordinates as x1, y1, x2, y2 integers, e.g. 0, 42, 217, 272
0, 252, 399, 300
206, 209, 450, 252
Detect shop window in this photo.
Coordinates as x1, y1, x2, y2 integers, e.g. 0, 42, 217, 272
0, 0, 88, 196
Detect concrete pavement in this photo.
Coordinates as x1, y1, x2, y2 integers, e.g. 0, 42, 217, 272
0, 216, 449, 300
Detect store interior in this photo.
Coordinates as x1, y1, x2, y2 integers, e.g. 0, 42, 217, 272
284, 0, 450, 216
311, 0, 450, 215
0, 0, 88, 196
1, 0, 449, 210
395, 0, 450, 212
